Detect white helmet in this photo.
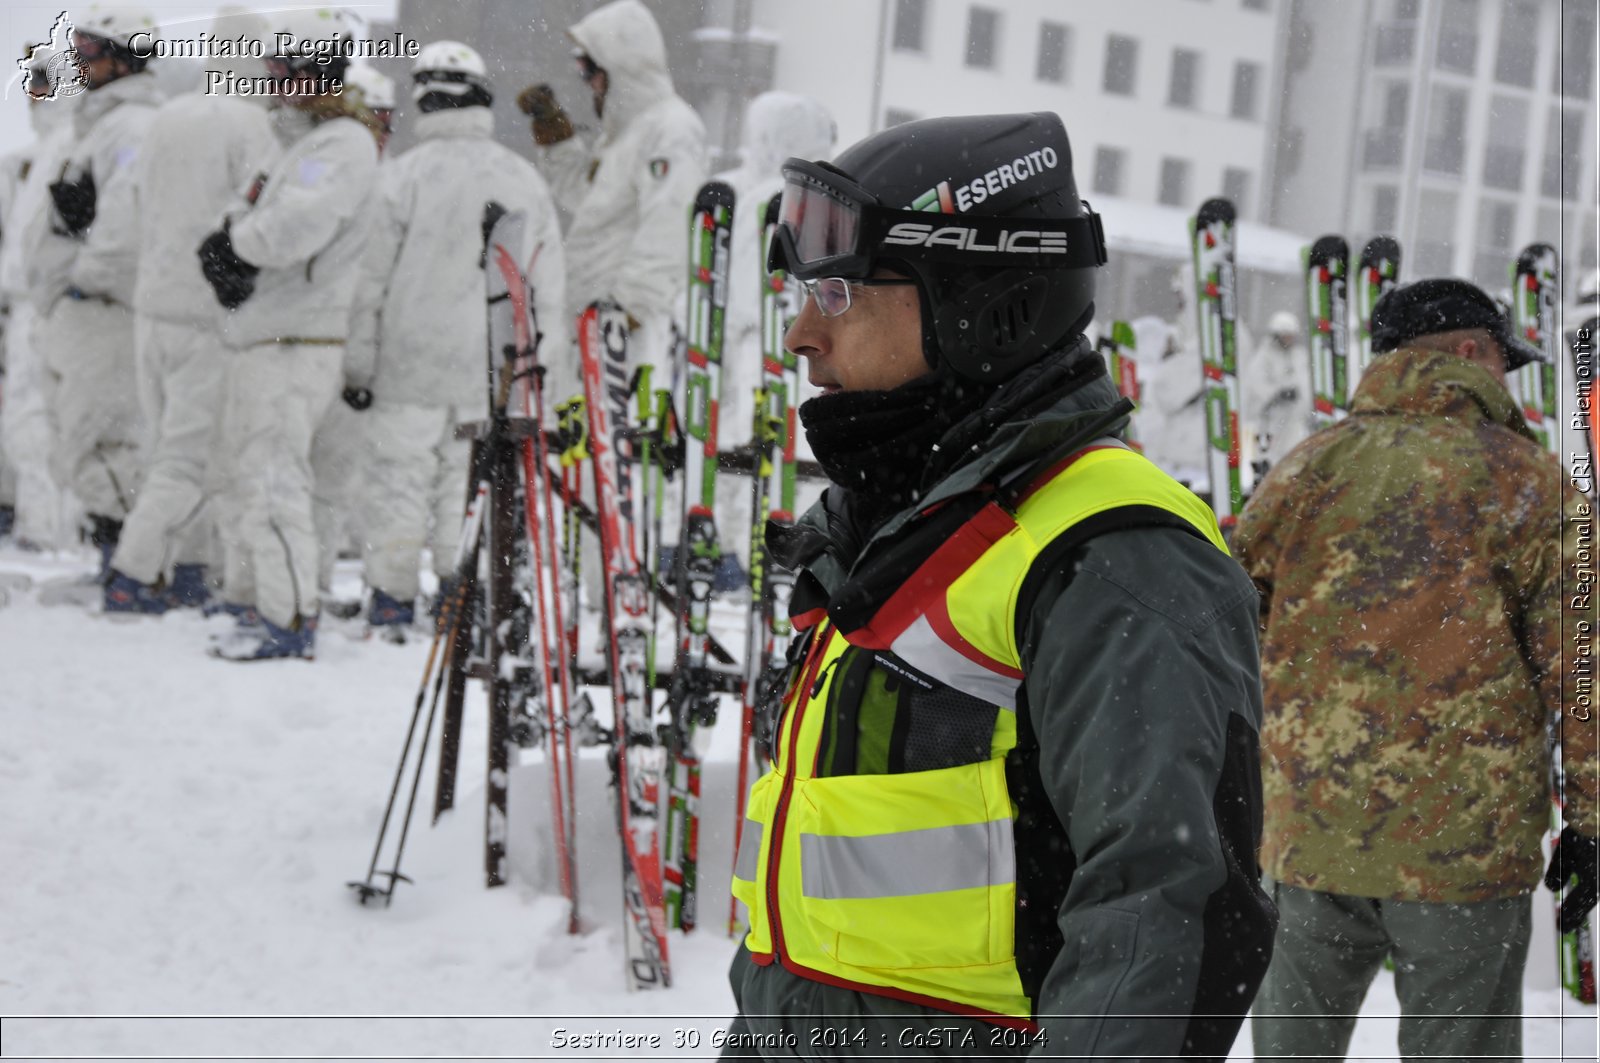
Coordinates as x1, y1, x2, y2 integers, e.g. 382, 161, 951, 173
1578, 269, 1600, 305
73, 5, 159, 71
411, 39, 490, 107
1269, 310, 1299, 336
344, 63, 395, 110
265, 8, 352, 77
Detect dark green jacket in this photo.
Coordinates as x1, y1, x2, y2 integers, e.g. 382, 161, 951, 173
1235, 346, 1599, 903
726, 343, 1275, 1061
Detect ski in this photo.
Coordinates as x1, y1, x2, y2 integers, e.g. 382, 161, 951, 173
554, 395, 589, 693
1571, 294, 1600, 499
1190, 197, 1242, 525
487, 215, 580, 927
579, 300, 671, 990
664, 180, 736, 935
1304, 235, 1351, 427
1510, 243, 1561, 455
1513, 242, 1599, 1004
1096, 320, 1142, 453
1352, 235, 1400, 384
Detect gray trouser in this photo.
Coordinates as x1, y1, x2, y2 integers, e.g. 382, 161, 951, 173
1251, 879, 1531, 1063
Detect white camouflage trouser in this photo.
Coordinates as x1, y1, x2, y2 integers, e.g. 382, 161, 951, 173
110, 316, 227, 584
360, 401, 471, 602
1, 302, 67, 545
310, 398, 368, 596
43, 295, 143, 522
214, 340, 341, 629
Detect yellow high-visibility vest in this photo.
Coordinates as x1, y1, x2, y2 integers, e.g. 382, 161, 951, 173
730, 442, 1228, 1026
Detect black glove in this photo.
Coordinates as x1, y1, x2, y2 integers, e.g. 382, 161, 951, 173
49, 171, 96, 235
1545, 826, 1599, 934
479, 199, 508, 268
341, 386, 373, 412
197, 222, 259, 310
516, 84, 574, 146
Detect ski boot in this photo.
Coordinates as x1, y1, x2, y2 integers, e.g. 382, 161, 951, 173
87, 514, 123, 582
209, 613, 317, 661
367, 588, 415, 644
165, 563, 212, 609
103, 569, 170, 615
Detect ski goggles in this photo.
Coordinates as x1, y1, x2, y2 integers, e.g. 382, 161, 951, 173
769, 158, 1108, 280
71, 32, 120, 61
574, 51, 604, 83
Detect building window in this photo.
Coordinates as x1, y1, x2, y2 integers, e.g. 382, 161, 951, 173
1222, 167, 1251, 212
966, 6, 1001, 68
1168, 48, 1201, 108
1535, 204, 1562, 252
1230, 60, 1260, 119
1493, 0, 1538, 86
1473, 197, 1517, 289
1435, 0, 1480, 74
1371, 185, 1400, 233
892, 0, 927, 53
1422, 84, 1468, 174
1559, 4, 1596, 97
1362, 83, 1409, 169
1103, 34, 1138, 95
1540, 106, 1585, 199
883, 107, 919, 128
1093, 146, 1126, 196
1158, 156, 1191, 206
1481, 94, 1528, 191
1373, 7, 1417, 67
1415, 189, 1459, 276
1037, 20, 1070, 83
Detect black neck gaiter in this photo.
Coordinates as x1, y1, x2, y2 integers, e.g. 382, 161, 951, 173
799, 373, 989, 525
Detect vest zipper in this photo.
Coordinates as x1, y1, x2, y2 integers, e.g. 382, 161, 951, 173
765, 619, 831, 964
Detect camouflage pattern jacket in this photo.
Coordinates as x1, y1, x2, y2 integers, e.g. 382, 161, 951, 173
1235, 346, 1599, 903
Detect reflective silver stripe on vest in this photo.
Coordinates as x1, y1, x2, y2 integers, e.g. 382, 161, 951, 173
734, 819, 763, 882
891, 613, 1021, 711
799, 819, 1014, 900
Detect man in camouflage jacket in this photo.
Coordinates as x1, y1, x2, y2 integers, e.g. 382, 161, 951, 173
1234, 278, 1599, 1062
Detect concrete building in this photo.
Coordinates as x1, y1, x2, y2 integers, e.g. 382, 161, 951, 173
1271, 0, 1598, 300
743, 0, 1302, 330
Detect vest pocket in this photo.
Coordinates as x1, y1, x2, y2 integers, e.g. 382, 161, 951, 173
789, 761, 1016, 971
817, 648, 1000, 778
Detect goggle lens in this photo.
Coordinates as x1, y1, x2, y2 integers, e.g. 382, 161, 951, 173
778, 176, 862, 271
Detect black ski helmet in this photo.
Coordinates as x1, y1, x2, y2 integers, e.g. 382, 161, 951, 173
768, 111, 1106, 383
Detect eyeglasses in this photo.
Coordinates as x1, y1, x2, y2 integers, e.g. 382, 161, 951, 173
799, 276, 916, 318
575, 53, 604, 82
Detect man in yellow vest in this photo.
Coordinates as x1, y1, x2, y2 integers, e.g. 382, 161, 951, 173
723, 112, 1276, 1059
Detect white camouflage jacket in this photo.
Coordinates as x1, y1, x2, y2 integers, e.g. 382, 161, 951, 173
537, 0, 707, 337
31, 72, 163, 310
346, 107, 566, 413
220, 108, 378, 349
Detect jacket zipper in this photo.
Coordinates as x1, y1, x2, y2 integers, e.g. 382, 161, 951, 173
764, 619, 831, 963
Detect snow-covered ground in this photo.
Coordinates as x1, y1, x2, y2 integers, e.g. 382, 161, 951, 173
2, 541, 1596, 1060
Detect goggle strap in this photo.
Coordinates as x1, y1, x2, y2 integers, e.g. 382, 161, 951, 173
866, 209, 1107, 270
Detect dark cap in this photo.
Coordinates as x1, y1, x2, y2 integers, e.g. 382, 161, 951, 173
1370, 277, 1547, 370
